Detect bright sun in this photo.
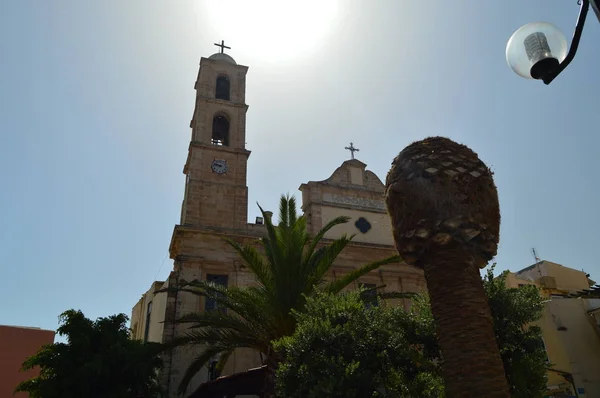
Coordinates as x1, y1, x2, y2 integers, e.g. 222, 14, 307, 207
198, 0, 339, 62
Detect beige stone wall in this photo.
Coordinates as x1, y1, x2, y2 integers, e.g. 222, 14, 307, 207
131, 299, 142, 339
190, 57, 248, 149
321, 206, 394, 246
180, 54, 251, 231
348, 166, 363, 185
543, 261, 591, 292
516, 261, 591, 293
539, 299, 600, 396
504, 272, 538, 289
163, 230, 267, 396
190, 102, 248, 148
195, 57, 248, 105
327, 241, 425, 310
166, 282, 263, 395
298, 159, 396, 249
149, 284, 167, 343
182, 171, 249, 229
167, 265, 206, 395
535, 301, 574, 389
130, 281, 167, 343
506, 268, 600, 395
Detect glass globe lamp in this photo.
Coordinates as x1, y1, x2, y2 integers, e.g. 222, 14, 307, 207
506, 22, 568, 80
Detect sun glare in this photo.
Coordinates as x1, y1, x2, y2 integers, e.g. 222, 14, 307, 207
198, 0, 339, 62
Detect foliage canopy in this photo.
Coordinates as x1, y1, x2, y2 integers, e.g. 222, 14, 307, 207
275, 266, 548, 398
15, 310, 163, 398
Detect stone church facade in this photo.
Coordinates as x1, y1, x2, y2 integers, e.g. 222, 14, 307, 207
131, 48, 426, 397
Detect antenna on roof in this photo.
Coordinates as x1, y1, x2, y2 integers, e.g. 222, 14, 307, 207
532, 248, 541, 263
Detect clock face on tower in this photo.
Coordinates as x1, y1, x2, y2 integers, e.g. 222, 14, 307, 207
211, 159, 228, 174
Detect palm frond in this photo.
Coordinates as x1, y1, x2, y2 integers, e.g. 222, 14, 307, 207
216, 349, 233, 373
165, 327, 267, 355
289, 216, 310, 262
377, 291, 418, 300
278, 194, 290, 227
258, 202, 286, 279
177, 344, 229, 395
287, 195, 299, 226
161, 282, 274, 334
172, 311, 260, 336
153, 285, 206, 297
154, 277, 236, 297
225, 287, 276, 330
322, 254, 402, 294
304, 215, 351, 259
191, 302, 270, 336
223, 238, 273, 290
255, 196, 313, 320
305, 235, 354, 288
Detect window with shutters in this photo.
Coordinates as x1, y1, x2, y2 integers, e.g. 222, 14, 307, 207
205, 274, 229, 313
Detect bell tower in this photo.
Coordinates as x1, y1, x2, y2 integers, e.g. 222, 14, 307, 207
180, 41, 250, 230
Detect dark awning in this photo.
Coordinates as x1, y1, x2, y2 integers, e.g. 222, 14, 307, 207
567, 284, 600, 298
188, 365, 267, 398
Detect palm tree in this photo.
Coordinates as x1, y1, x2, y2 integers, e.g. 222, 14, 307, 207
166, 194, 400, 396
385, 137, 510, 398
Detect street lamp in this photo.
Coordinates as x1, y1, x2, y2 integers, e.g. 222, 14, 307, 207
506, 0, 599, 84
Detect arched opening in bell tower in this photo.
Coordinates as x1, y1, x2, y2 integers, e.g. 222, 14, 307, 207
215, 75, 230, 100
211, 114, 230, 146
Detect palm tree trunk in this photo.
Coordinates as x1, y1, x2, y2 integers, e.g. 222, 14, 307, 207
423, 248, 510, 398
262, 350, 281, 398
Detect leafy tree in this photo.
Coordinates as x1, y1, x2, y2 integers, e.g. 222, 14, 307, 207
15, 310, 163, 398
274, 290, 444, 398
163, 195, 400, 394
483, 267, 547, 398
275, 266, 547, 398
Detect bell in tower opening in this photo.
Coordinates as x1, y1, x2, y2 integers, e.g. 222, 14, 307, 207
212, 114, 230, 146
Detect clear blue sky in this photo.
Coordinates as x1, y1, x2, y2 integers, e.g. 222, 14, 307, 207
2, 0, 600, 333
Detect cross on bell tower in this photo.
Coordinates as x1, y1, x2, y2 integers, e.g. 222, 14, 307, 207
214, 40, 231, 54
345, 142, 360, 159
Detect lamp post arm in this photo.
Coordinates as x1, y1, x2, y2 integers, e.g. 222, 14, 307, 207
591, 0, 600, 22
544, 0, 590, 84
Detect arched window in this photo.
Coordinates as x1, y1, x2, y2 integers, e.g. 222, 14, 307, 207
215, 75, 230, 100
212, 114, 229, 146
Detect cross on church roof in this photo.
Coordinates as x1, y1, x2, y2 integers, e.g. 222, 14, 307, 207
345, 142, 360, 160
214, 40, 231, 54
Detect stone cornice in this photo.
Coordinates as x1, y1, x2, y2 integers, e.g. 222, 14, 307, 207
168, 225, 421, 279
199, 57, 249, 72
183, 142, 251, 174
321, 237, 396, 250
303, 200, 387, 214
188, 141, 251, 156
299, 180, 385, 193
195, 96, 249, 110
169, 224, 400, 258
169, 224, 267, 258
